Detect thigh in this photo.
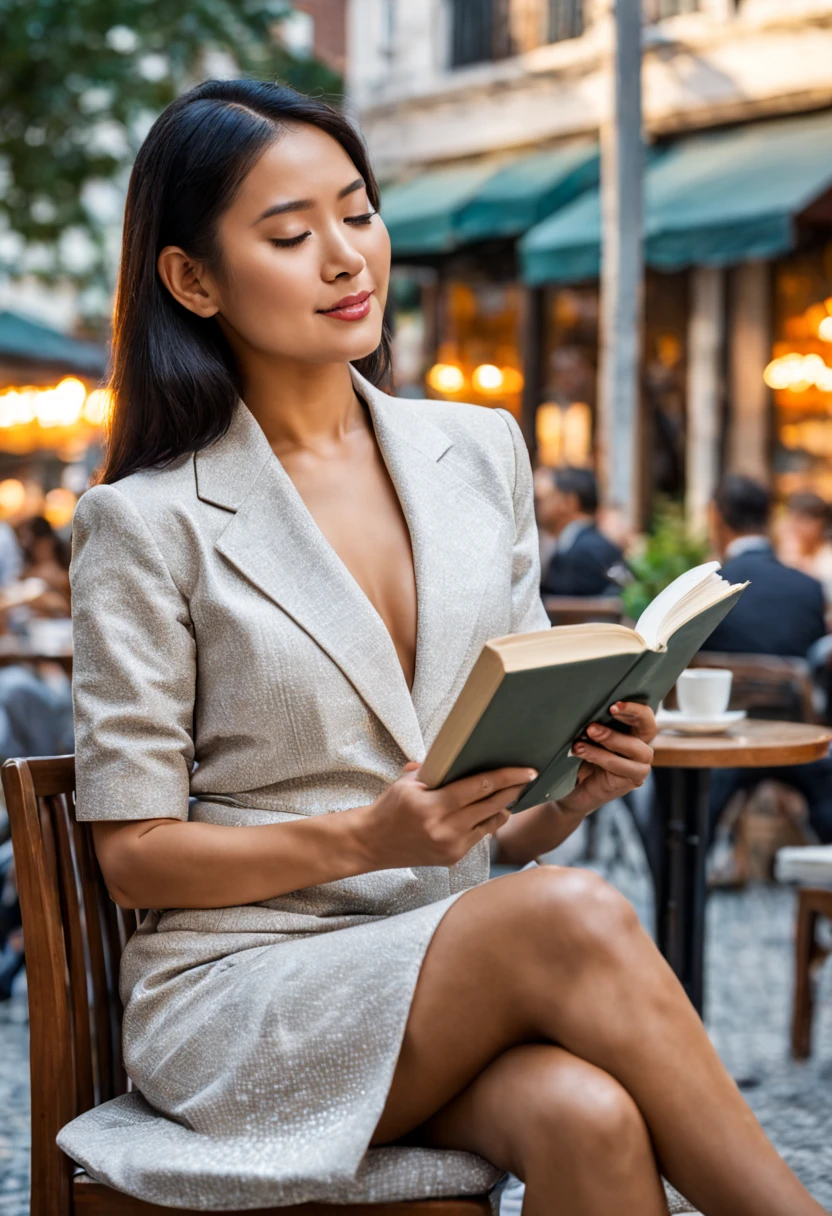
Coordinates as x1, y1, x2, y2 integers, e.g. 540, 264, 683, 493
371, 864, 638, 1145
410, 1043, 645, 1178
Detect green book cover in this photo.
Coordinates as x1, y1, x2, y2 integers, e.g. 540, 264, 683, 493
511, 588, 744, 810
424, 575, 746, 812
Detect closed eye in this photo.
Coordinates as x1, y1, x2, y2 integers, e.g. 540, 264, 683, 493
270, 232, 310, 248
345, 212, 376, 226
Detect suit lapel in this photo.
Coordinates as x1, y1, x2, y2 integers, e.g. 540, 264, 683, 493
194, 369, 504, 759
195, 396, 424, 759
358, 372, 505, 740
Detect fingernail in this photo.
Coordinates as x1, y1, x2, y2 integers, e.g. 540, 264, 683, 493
574, 743, 586, 755
527, 770, 538, 781
610, 704, 621, 714
588, 724, 605, 738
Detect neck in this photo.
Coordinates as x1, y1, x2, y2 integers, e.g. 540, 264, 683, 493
561, 513, 593, 532
233, 350, 364, 455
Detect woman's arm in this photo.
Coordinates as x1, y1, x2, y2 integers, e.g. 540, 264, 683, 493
93, 761, 534, 910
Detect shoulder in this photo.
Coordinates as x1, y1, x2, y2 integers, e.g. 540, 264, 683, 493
578, 526, 621, 560
382, 392, 525, 499
73, 455, 197, 535
724, 552, 824, 602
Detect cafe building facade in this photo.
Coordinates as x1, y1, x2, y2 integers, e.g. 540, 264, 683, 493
347, 0, 832, 526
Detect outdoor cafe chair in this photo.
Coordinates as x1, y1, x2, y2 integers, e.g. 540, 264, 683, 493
774, 845, 832, 1059
4, 752, 700, 1216
2, 754, 499, 1216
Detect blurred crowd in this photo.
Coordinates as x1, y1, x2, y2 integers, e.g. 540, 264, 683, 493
535, 464, 832, 884
0, 510, 73, 1001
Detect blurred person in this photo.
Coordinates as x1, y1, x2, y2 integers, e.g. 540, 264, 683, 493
0, 521, 22, 588
777, 490, 832, 609
17, 513, 71, 612
60, 78, 823, 1216
538, 467, 624, 597
704, 475, 832, 848
705, 475, 825, 657
532, 465, 559, 571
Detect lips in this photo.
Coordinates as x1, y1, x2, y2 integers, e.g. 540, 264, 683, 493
318, 290, 373, 322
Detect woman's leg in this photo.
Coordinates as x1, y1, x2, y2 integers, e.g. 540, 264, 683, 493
415, 1043, 669, 1216
372, 866, 823, 1216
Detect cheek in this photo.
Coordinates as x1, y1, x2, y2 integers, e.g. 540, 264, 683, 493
221, 247, 318, 349
366, 222, 391, 307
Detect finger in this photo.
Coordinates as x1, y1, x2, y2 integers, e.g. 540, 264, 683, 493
610, 701, 657, 742
570, 740, 650, 783
474, 808, 512, 838
462, 783, 530, 829
446, 767, 538, 809
584, 722, 653, 763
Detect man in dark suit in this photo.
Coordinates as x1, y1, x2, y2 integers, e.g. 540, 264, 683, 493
706, 476, 826, 656
705, 475, 832, 844
537, 468, 623, 597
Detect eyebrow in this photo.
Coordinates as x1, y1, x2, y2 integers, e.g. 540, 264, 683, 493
252, 178, 366, 224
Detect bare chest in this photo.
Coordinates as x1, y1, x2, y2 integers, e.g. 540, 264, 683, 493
282, 449, 418, 690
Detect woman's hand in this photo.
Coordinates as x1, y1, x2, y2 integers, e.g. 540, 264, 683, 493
358, 761, 537, 871
556, 700, 657, 818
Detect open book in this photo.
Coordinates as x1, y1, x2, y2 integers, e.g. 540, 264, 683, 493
420, 561, 748, 812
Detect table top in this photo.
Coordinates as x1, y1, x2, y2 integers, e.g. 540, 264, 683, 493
652, 718, 832, 769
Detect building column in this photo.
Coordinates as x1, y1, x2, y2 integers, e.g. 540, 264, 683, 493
727, 261, 771, 484
519, 284, 545, 454
686, 266, 725, 536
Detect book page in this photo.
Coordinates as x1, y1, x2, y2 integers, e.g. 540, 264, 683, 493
635, 562, 722, 650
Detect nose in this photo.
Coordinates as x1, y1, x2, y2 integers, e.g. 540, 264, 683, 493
320, 219, 366, 282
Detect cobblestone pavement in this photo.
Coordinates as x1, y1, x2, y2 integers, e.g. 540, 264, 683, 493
1, 804, 830, 1213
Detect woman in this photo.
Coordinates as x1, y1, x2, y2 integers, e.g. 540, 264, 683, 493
65, 80, 823, 1215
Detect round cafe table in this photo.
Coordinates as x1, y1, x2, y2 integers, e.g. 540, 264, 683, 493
649, 719, 832, 1015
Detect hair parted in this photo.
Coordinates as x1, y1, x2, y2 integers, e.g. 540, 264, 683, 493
99, 79, 391, 485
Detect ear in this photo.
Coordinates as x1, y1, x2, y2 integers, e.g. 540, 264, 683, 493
157, 246, 219, 318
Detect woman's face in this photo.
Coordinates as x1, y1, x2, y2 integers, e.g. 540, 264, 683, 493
160, 123, 391, 368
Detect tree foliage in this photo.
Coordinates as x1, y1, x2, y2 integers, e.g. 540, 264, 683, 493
0, 0, 343, 299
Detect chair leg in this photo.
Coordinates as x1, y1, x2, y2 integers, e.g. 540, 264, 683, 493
792, 892, 820, 1059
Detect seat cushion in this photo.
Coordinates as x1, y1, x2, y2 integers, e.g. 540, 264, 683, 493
58, 1093, 503, 1211
775, 845, 832, 887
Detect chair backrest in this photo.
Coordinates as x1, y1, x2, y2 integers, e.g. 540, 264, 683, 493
686, 651, 817, 723
2, 755, 140, 1216
543, 595, 625, 627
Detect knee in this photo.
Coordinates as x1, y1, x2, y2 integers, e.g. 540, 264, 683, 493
517, 1057, 649, 1176
520, 865, 641, 957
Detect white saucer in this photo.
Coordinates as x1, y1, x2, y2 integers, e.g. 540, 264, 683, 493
656, 708, 747, 736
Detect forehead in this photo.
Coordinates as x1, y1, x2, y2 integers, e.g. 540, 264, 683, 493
230, 123, 362, 215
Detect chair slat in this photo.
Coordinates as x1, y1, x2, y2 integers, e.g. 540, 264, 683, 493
51, 791, 97, 1114
3, 758, 76, 1216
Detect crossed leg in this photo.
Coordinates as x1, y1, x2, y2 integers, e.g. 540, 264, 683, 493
372, 866, 825, 1216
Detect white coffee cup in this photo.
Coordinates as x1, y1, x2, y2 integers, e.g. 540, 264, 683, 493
676, 668, 733, 718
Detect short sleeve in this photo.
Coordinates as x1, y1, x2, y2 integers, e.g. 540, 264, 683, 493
496, 409, 551, 636
70, 484, 196, 821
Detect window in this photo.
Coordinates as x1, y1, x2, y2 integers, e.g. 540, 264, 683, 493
547, 0, 583, 44
450, 0, 496, 67
449, 0, 512, 67
643, 0, 699, 19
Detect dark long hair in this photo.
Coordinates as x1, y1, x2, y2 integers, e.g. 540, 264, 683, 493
99, 79, 391, 485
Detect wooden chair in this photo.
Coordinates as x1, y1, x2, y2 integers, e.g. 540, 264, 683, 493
3, 755, 493, 1216
774, 846, 832, 1059
542, 595, 624, 628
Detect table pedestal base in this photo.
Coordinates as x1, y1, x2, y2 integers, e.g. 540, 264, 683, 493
653, 767, 711, 1014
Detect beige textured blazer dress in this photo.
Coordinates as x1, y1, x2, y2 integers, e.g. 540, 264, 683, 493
57, 366, 550, 1208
